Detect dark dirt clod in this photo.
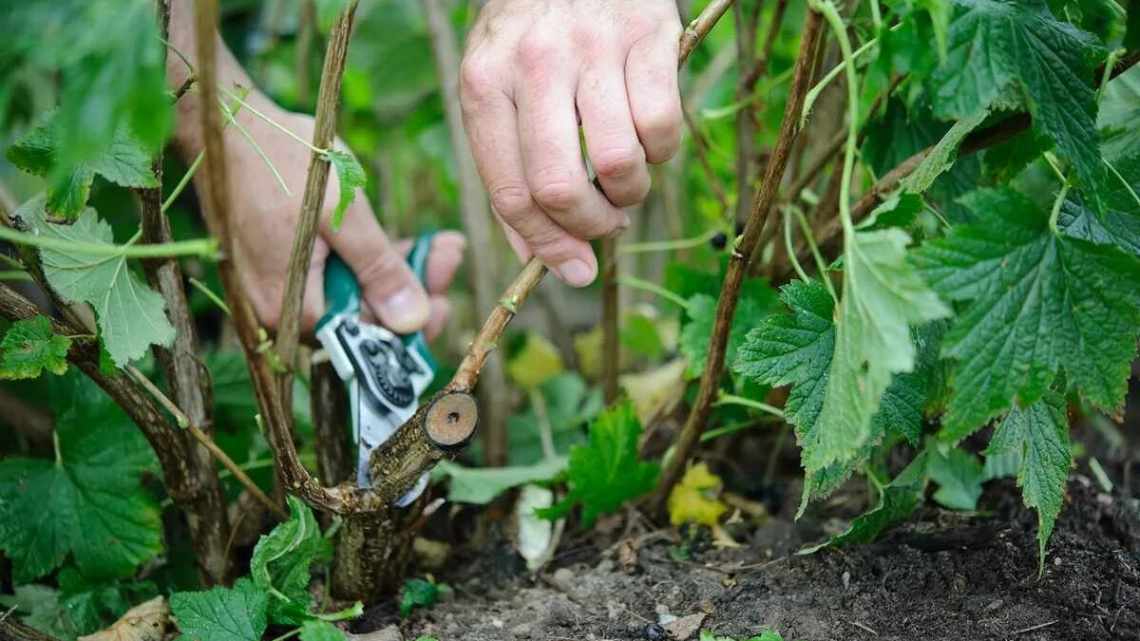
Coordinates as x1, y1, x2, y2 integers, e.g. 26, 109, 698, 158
403, 478, 1139, 641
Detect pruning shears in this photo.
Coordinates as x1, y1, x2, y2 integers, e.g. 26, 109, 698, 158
315, 234, 437, 507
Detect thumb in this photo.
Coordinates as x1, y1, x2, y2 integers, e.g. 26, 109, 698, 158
321, 200, 430, 333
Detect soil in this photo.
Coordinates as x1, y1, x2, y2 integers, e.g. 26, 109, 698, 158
373, 476, 1140, 641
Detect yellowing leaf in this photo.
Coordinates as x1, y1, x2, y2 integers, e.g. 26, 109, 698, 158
620, 358, 686, 426
667, 463, 728, 528
77, 596, 168, 641
507, 332, 564, 389
573, 326, 603, 380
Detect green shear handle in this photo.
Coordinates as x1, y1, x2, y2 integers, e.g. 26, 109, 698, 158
319, 232, 437, 371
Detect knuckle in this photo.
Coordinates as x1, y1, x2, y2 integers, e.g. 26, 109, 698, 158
459, 56, 495, 103
592, 145, 644, 180
516, 34, 558, 71
354, 249, 407, 286
531, 178, 582, 212
488, 184, 533, 219
639, 111, 682, 162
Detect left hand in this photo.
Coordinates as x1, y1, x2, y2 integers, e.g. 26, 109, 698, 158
459, 0, 684, 287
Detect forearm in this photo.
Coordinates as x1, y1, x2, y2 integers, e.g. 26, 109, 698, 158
166, 0, 280, 157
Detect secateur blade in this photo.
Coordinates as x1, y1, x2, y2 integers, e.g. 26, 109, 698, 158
314, 234, 438, 506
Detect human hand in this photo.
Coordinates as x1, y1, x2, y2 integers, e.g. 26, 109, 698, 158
184, 104, 464, 338
460, 0, 683, 286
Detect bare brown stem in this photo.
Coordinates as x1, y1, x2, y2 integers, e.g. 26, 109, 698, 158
679, 0, 735, 65
601, 237, 620, 404
275, 0, 358, 378
424, 0, 510, 467
652, 8, 825, 513
124, 365, 286, 519
731, 0, 760, 225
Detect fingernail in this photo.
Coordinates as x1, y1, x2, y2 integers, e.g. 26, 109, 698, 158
377, 286, 429, 332
556, 259, 594, 287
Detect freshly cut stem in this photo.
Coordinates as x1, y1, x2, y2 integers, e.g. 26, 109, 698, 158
450, 258, 548, 392
651, 8, 825, 514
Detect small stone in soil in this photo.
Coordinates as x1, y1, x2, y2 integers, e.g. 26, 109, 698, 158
643, 623, 666, 641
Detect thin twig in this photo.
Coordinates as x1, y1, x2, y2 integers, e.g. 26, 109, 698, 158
843, 620, 879, 636
1009, 620, 1058, 636
678, 0, 736, 65
651, 8, 825, 513
125, 365, 286, 519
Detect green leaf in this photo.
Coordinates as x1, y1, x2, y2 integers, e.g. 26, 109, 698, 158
862, 98, 982, 223
2, 0, 171, 168
985, 393, 1071, 571
324, 149, 366, 230
1058, 151, 1140, 257
18, 196, 175, 367
498, 373, 600, 466
537, 401, 659, 527
6, 114, 159, 221
912, 188, 1140, 439
900, 107, 991, 195
734, 280, 835, 432
314, 0, 352, 32
621, 312, 664, 359
0, 585, 81, 641
1097, 65, 1140, 160
399, 578, 438, 618
735, 281, 944, 504
681, 280, 776, 379
433, 457, 568, 505
300, 620, 346, 641
0, 376, 161, 582
170, 579, 268, 641
0, 316, 71, 379
250, 496, 331, 625
803, 230, 949, 475
931, 0, 1107, 203
800, 453, 929, 553
927, 442, 985, 510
